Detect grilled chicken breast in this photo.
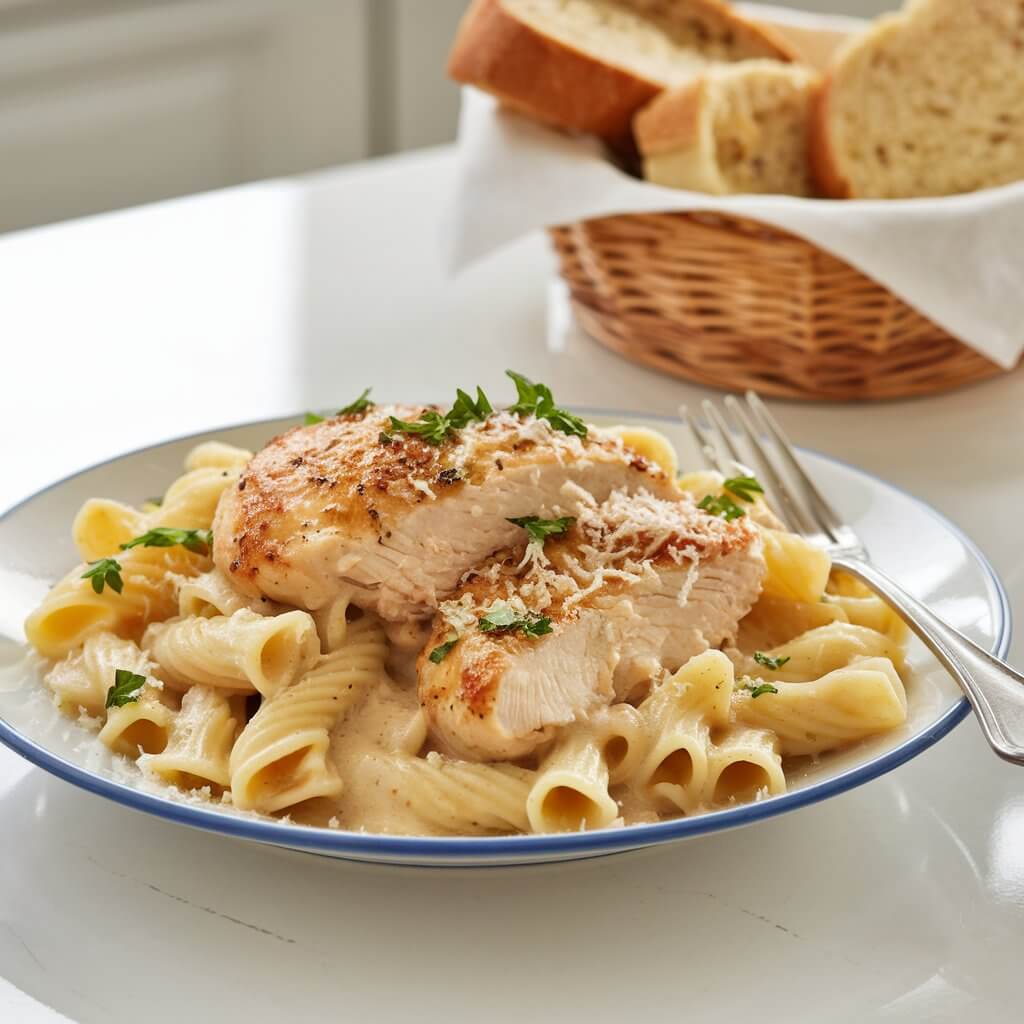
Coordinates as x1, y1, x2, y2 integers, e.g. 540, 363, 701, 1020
213, 407, 673, 620
418, 490, 766, 761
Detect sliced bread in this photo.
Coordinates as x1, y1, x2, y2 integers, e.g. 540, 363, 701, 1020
812, 0, 1024, 198
447, 0, 796, 143
634, 60, 819, 196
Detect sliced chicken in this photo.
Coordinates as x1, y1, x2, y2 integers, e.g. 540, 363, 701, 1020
418, 489, 766, 761
213, 407, 674, 620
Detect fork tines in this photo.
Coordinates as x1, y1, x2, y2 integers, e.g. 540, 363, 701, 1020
679, 392, 859, 555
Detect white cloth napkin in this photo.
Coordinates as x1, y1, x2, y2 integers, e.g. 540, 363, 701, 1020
444, 12, 1024, 370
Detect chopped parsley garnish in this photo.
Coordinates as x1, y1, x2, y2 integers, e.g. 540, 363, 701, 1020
105, 669, 147, 709
745, 682, 779, 699
754, 651, 791, 671
723, 475, 764, 503
120, 527, 213, 555
478, 603, 553, 638
506, 515, 575, 545
698, 475, 764, 521
379, 432, 394, 446
146, 496, 163, 507
389, 410, 454, 445
505, 371, 587, 438
338, 388, 374, 416
428, 637, 459, 664
305, 389, 375, 426
389, 386, 493, 445
698, 493, 747, 521
447, 387, 493, 428
81, 558, 124, 595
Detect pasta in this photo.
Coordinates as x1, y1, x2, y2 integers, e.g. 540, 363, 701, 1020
143, 608, 320, 697
183, 441, 253, 473
759, 527, 832, 604
99, 684, 178, 757
44, 632, 154, 719
735, 657, 907, 756
635, 651, 734, 813
369, 752, 534, 835
22, 411, 912, 837
825, 570, 908, 642
313, 589, 357, 653
229, 615, 387, 812
176, 569, 274, 619
733, 621, 906, 682
25, 545, 209, 659
144, 686, 245, 791
703, 726, 786, 805
527, 724, 619, 832
608, 426, 679, 478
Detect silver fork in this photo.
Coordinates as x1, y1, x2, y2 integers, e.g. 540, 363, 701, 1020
681, 391, 1024, 766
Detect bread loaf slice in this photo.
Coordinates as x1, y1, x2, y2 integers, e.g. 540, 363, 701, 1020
448, 0, 796, 143
634, 60, 819, 196
812, 0, 1024, 198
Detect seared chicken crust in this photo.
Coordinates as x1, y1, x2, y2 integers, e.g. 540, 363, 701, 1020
213, 407, 674, 620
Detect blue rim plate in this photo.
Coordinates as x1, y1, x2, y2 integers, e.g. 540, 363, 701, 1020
0, 410, 1011, 866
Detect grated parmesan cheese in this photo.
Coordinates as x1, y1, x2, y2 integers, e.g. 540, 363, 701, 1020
409, 478, 436, 500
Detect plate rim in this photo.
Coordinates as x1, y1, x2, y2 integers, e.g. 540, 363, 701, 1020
0, 408, 1012, 861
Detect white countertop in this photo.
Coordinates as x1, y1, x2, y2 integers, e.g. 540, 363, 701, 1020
2, 147, 1022, 1024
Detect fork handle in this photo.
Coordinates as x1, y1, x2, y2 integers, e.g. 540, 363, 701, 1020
834, 556, 1024, 765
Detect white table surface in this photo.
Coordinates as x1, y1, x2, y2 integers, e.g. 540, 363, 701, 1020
2, 147, 1023, 1024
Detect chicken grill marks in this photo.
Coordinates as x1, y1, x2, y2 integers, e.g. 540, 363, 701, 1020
212, 407, 674, 619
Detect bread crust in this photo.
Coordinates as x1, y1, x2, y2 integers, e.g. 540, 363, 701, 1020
632, 76, 708, 156
447, 0, 796, 143
807, 69, 852, 198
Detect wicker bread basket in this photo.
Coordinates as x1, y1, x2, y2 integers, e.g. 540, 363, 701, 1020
549, 212, 1005, 401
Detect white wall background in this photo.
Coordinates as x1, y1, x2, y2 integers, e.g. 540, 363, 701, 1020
0, 0, 898, 234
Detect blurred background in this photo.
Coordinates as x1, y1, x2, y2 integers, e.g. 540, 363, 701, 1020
0, 0, 897, 236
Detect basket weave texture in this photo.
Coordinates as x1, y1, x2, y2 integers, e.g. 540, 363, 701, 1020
549, 212, 1004, 401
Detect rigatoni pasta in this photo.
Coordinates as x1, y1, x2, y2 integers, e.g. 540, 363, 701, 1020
369, 752, 534, 835
144, 686, 245, 791
229, 614, 387, 812
143, 608, 319, 697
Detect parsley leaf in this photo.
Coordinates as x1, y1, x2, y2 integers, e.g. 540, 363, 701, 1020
304, 412, 325, 425
506, 515, 575, 545
428, 637, 459, 664
120, 527, 213, 555
478, 603, 553, 638
746, 682, 779, 698
698, 493, 747, 521
105, 668, 147, 708
389, 386, 494, 445
723, 475, 764, 503
338, 388, 374, 416
81, 558, 124, 595
389, 410, 452, 446
753, 651, 790, 671
447, 387, 493, 428
505, 371, 587, 438
145, 496, 163, 507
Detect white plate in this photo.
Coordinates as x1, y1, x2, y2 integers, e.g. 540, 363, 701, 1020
0, 411, 1010, 866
